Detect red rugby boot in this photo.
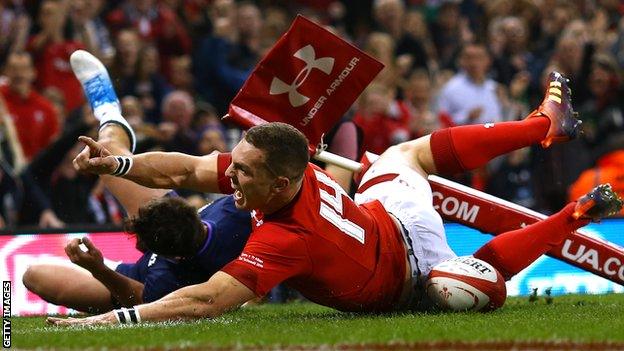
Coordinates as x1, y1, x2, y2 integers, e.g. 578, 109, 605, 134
527, 71, 582, 148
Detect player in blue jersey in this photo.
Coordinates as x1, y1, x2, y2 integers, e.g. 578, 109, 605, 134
22, 53, 252, 313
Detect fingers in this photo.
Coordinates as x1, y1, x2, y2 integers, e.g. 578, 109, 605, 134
46, 317, 78, 326
64, 238, 81, 262
46, 317, 62, 325
80, 237, 102, 260
78, 135, 98, 149
81, 237, 96, 251
65, 237, 93, 262
73, 146, 92, 172
73, 144, 119, 175
79, 136, 111, 157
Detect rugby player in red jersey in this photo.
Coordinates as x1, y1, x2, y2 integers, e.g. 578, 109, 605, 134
48, 53, 621, 325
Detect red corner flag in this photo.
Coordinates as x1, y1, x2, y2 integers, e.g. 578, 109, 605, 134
226, 15, 384, 149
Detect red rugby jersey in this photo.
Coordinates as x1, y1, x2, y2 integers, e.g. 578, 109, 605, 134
1, 85, 59, 160
217, 154, 407, 312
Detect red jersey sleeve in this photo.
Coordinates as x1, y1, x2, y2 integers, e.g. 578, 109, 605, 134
217, 153, 234, 194
221, 226, 310, 297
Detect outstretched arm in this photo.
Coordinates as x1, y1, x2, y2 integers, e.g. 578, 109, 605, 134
47, 271, 255, 326
73, 136, 224, 194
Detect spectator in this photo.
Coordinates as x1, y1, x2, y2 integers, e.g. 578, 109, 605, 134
547, 21, 593, 106
403, 10, 437, 71
0, 93, 26, 172
158, 90, 198, 154
488, 16, 532, 86
429, 1, 472, 70
42, 86, 67, 128
0, 93, 26, 228
117, 44, 172, 123
402, 69, 441, 138
68, 0, 115, 62
0, 52, 59, 160
106, 0, 192, 79
363, 31, 398, 89
197, 127, 227, 156
193, 0, 262, 115
578, 53, 624, 148
260, 6, 290, 52
27, 0, 86, 112
22, 102, 102, 226
110, 28, 141, 86
160, 0, 212, 45
436, 43, 503, 126
373, 0, 429, 73
169, 55, 193, 93
2, 0, 624, 229
312, 117, 363, 194
119, 95, 161, 153
0, 2, 30, 67
353, 83, 410, 155
532, 1, 576, 65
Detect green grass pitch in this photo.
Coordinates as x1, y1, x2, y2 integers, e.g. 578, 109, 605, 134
13, 293, 624, 349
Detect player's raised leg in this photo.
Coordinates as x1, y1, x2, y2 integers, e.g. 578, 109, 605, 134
379, 71, 581, 177
71, 50, 168, 216
474, 184, 623, 279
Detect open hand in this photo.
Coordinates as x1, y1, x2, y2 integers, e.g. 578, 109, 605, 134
46, 312, 115, 327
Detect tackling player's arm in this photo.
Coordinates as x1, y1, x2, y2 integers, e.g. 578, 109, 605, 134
73, 136, 223, 193
46, 272, 255, 326
135, 271, 255, 321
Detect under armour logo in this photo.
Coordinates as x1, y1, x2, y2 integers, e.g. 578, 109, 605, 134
270, 45, 334, 107
484, 123, 495, 128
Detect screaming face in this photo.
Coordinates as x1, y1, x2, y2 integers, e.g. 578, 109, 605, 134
226, 140, 278, 211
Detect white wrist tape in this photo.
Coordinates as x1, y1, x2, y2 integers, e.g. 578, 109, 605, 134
113, 307, 141, 324
111, 156, 133, 177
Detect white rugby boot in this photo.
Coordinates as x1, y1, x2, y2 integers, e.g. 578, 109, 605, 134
70, 49, 136, 152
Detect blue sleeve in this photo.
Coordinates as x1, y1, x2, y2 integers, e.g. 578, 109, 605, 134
140, 257, 184, 303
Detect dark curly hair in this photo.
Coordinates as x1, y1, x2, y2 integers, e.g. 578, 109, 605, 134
244, 122, 310, 180
124, 197, 204, 257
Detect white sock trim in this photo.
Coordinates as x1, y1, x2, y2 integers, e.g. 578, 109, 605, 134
97, 108, 137, 153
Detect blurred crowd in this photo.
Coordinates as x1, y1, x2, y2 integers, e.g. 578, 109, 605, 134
1, 0, 624, 231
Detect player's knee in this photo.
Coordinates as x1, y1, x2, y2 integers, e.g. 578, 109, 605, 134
23, 265, 62, 302
395, 135, 429, 155
22, 265, 42, 293
394, 135, 435, 174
